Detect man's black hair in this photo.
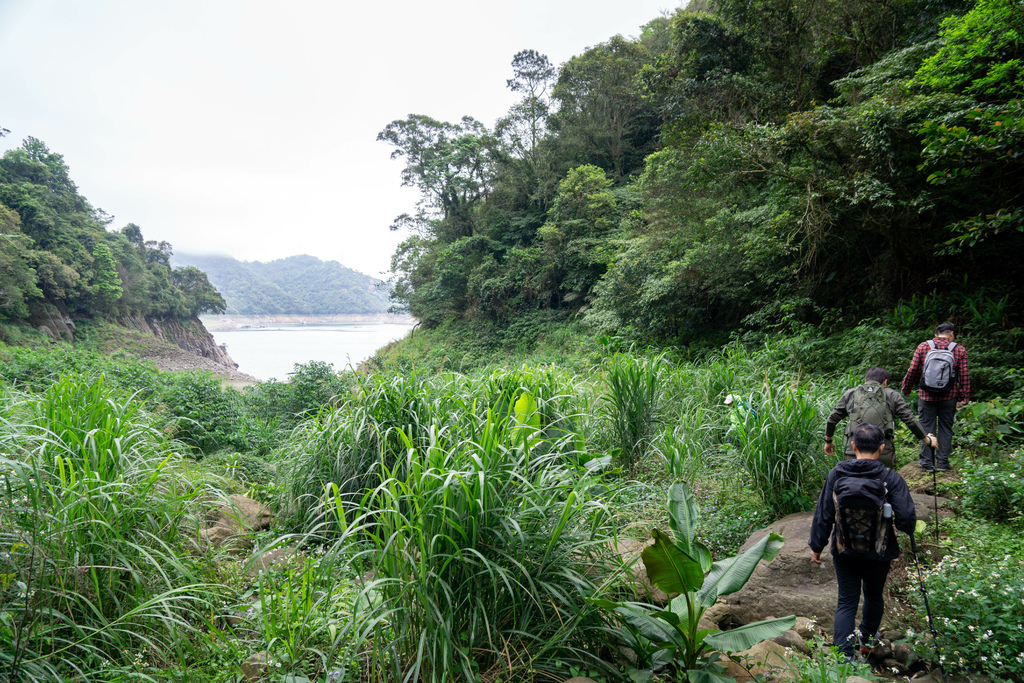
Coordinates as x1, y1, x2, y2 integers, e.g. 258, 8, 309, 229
853, 423, 885, 454
865, 367, 891, 384
936, 322, 955, 335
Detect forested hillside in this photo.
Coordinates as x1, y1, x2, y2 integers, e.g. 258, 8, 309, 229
171, 253, 390, 316
382, 0, 1022, 344
0, 133, 225, 332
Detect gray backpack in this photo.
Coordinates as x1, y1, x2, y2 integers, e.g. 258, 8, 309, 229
921, 341, 958, 392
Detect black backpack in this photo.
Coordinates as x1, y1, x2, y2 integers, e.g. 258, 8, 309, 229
833, 474, 890, 560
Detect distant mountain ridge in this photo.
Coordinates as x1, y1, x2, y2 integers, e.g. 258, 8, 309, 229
171, 253, 390, 315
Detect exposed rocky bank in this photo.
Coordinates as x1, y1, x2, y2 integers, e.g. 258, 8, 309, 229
29, 302, 256, 382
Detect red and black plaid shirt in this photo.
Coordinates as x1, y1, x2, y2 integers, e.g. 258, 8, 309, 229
901, 337, 970, 403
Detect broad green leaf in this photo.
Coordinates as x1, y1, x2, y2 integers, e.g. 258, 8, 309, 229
668, 482, 701, 547
651, 648, 677, 670
669, 593, 696, 622
702, 615, 796, 653
915, 520, 927, 535
651, 609, 681, 628
596, 601, 683, 645
687, 670, 735, 683
642, 528, 705, 594
628, 667, 656, 683
694, 540, 713, 574
513, 391, 540, 429
665, 483, 713, 572
512, 391, 543, 449
696, 532, 784, 607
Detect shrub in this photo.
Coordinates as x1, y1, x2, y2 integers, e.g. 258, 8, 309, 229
727, 380, 831, 516
912, 549, 1024, 678
338, 397, 618, 682
959, 450, 1024, 523
159, 369, 246, 454
289, 360, 352, 419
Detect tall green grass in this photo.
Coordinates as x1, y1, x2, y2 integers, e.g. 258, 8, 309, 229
0, 376, 221, 681
342, 412, 618, 682
727, 380, 831, 516
601, 353, 665, 471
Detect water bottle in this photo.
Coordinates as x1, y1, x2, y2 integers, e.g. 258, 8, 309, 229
882, 502, 892, 519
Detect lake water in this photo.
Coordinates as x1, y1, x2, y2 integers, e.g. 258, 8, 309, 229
210, 322, 415, 381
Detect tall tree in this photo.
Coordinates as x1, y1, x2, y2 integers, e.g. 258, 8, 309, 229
498, 50, 555, 172
551, 36, 661, 178
92, 242, 123, 308
378, 115, 492, 242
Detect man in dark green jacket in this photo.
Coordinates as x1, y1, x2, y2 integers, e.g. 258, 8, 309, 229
825, 367, 936, 468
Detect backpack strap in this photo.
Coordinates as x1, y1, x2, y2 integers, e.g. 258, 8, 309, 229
948, 342, 957, 352
926, 340, 936, 352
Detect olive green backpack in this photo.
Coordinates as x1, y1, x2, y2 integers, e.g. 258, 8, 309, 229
843, 382, 892, 452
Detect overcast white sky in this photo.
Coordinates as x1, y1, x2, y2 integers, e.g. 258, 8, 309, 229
0, 1, 680, 277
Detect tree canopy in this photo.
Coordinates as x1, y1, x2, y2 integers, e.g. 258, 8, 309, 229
0, 135, 226, 323
380, 0, 1022, 343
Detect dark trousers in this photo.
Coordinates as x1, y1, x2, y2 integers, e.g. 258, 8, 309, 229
832, 554, 891, 658
918, 398, 957, 470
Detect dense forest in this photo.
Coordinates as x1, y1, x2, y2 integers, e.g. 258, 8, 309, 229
382, 0, 1022, 344
170, 253, 391, 316
0, 134, 225, 329
2, 1, 1024, 681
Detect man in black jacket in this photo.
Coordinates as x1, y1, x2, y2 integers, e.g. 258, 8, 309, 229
809, 423, 917, 660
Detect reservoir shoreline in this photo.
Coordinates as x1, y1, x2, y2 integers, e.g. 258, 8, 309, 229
201, 313, 416, 332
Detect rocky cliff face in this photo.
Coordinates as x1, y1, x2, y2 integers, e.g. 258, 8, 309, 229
115, 314, 239, 369
28, 302, 76, 343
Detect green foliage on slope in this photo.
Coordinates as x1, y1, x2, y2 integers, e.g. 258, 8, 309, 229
382, 0, 1022, 346
171, 252, 391, 315
0, 133, 224, 324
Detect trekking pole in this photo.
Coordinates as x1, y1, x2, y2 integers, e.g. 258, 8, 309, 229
929, 441, 940, 546
909, 533, 948, 683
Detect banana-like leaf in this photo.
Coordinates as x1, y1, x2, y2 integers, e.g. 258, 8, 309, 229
512, 391, 543, 449
593, 600, 683, 646
666, 483, 713, 572
667, 482, 700, 545
513, 391, 540, 428
628, 667, 655, 683
642, 528, 705, 594
702, 615, 796, 653
669, 592, 695, 622
696, 531, 783, 607
687, 670, 735, 683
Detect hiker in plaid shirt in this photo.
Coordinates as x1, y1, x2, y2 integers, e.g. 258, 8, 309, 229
901, 323, 970, 472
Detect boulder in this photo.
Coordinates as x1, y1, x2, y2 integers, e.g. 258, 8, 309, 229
245, 547, 304, 579
702, 512, 840, 630
615, 539, 669, 606
909, 492, 952, 522
771, 628, 810, 655
199, 494, 273, 552
894, 641, 914, 663
209, 494, 273, 530
241, 651, 269, 681
721, 640, 793, 682
898, 464, 959, 496
794, 616, 826, 641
